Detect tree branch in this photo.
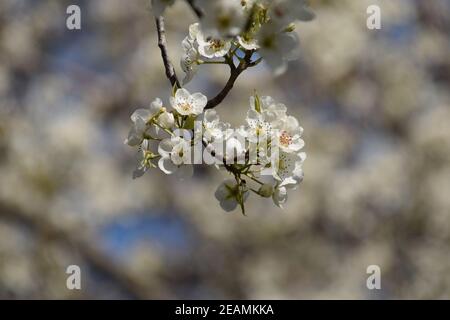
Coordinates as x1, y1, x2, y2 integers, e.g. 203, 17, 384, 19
205, 50, 254, 110
185, 0, 204, 19
154, 13, 256, 110
155, 16, 181, 88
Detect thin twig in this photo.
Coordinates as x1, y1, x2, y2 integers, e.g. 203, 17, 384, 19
205, 66, 243, 110
154, 13, 255, 110
155, 16, 181, 88
185, 0, 204, 19
205, 50, 255, 110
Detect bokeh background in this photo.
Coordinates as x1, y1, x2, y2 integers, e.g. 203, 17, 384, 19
0, 0, 449, 299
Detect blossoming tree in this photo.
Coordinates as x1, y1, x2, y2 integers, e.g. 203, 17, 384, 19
125, 0, 315, 214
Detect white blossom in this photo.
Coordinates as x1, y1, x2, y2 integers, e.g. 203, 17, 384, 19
250, 95, 287, 122
271, 151, 306, 187
158, 110, 175, 129
267, 0, 315, 26
214, 179, 249, 212
246, 109, 274, 144
126, 2, 313, 210
150, 97, 175, 131
180, 23, 201, 84
245, 95, 287, 144
272, 185, 288, 208
170, 88, 207, 116
237, 35, 259, 50
125, 110, 150, 146
158, 136, 193, 180
197, 30, 232, 59
181, 49, 199, 85
198, 0, 246, 37
125, 98, 167, 146
257, 23, 299, 76
201, 109, 232, 143
133, 140, 155, 179
273, 115, 304, 153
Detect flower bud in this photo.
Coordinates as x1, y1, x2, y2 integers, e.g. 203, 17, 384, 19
258, 184, 273, 198
158, 111, 175, 128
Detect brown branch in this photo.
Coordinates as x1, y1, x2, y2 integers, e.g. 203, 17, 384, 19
154, 12, 256, 110
185, 0, 204, 19
155, 16, 180, 88
205, 50, 255, 110
205, 66, 243, 110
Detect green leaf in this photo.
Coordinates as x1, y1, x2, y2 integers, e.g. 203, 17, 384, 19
254, 91, 262, 113
172, 83, 178, 97
183, 115, 195, 130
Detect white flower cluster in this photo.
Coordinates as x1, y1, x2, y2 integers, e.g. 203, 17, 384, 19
125, 88, 206, 179
128, 0, 315, 213
211, 94, 307, 212
125, 91, 306, 213
157, 0, 316, 81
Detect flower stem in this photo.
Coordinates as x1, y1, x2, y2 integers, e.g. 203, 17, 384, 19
200, 60, 228, 65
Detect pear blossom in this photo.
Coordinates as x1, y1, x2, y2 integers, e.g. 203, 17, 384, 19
273, 115, 304, 153
245, 95, 292, 165
127, 0, 315, 211
181, 49, 200, 84
198, 0, 246, 37
245, 95, 287, 144
199, 110, 238, 165
201, 109, 232, 143
149, 97, 175, 130
170, 88, 207, 116
151, 0, 176, 16
267, 0, 315, 26
158, 136, 193, 180
133, 140, 157, 179
181, 23, 201, 84
125, 98, 168, 146
237, 35, 259, 50
246, 109, 275, 144
158, 109, 175, 129
214, 179, 249, 212
257, 23, 299, 76
270, 151, 306, 187
250, 95, 287, 122
263, 151, 306, 208
197, 30, 231, 59
124, 109, 151, 146
183, 22, 200, 46
272, 185, 288, 208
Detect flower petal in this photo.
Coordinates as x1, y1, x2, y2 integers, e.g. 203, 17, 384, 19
158, 139, 174, 157
220, 199, 238, 212
131, 109, 152, 123
191, 92, 207, 114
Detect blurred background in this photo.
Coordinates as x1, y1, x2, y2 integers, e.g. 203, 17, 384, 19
0, 0, 449, 299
